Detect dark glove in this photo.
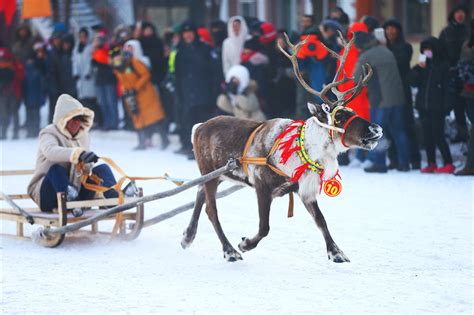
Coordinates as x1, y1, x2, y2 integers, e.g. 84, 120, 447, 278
79, 151, 99, 164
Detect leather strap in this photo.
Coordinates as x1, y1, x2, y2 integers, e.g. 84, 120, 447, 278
239, 124, 294, 217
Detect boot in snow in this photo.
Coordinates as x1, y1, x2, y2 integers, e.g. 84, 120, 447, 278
434, 164, 455, 174
420, 163, 437, 173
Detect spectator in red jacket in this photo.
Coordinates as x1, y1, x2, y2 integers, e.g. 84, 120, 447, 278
336, 22, 370, 165
0, 48, 24, 139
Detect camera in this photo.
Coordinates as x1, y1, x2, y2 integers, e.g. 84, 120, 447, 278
225, 80, 239, 95
123, 90, 139, 114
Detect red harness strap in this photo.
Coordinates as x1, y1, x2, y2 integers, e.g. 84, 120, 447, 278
340, 115, 359, 147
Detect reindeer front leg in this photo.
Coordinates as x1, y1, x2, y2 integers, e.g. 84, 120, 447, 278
238, 183, 272, 252
302, 198, 350, 263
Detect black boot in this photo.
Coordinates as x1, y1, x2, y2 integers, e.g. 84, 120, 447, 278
134, 130, 147, 150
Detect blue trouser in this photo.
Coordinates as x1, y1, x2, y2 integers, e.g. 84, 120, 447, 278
368, 106, 410, 169
96, 84, 118, 130
39, 164, 118, 212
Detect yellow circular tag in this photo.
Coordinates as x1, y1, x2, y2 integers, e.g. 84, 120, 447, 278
323, 178, 342, 197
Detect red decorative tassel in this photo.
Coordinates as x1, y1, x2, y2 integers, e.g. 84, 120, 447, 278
319, 170, 325, 193
290, 162, 309, 182
280, 145, 300, 164
276, 120, 305, 140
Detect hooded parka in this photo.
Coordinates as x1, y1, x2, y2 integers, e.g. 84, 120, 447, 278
27, 94, 94, 206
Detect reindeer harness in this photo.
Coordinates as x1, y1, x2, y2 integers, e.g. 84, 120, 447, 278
239, 105, 358, 216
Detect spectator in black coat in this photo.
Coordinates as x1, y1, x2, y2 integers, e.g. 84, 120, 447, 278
383, 17, 421, 170
439, 5, 469, 142
58, 34, 77, 97
210, 20, 227, 114
175, 21, 214, 158
139, 21, 166, 87
267, 30, 296, 118
409, 37, 454, 174
46, 32, 63, 122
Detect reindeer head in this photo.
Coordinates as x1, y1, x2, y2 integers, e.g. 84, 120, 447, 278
278, 32, 383, 151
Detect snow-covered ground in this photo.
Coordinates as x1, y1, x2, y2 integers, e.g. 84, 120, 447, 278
1, 131, 472, 314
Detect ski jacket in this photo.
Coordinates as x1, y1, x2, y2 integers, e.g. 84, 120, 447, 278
28, 94, 94, 206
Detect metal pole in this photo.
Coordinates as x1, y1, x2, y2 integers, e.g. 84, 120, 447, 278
38, 159, 239, 237
141, 184, 245, 228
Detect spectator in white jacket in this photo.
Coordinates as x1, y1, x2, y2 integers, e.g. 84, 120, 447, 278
73, 28, 100, 127
222, 16, 249, 76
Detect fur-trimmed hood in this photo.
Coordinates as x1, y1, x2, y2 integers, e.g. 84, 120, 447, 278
225, 64, 250, 94
53, 94, 94, 139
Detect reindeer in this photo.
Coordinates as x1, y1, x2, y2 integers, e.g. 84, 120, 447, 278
181, 33, 383, 263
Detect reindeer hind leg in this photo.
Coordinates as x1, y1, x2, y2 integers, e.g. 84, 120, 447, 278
181, 184, 206, 249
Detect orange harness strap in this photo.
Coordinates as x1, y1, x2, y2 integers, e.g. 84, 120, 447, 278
77, 157, 183, 238
239, 124, 294, 218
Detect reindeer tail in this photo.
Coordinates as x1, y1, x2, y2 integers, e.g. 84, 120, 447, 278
191, 123, 203, 145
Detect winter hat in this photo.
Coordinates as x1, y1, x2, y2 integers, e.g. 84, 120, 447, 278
362, 16, 379, 33
225, 65, 250, 94
249, 20, 263, 35
197, 27, 212, 45
141, 21, 157, 36
61, 33, 75, 47
210, 19, 227, 46
419, 36, 443, 61
322, 19, 344, 34
79, 27, 89, 37
53, 94, 94, 139
382, 17, 402, 31
354, 32, 375, 50
448, 5, 467, 23
52, 22, 67, 36
259, 22, 277, 45
180, 21, 197, 34
124, 39, 151, 67
347, 22, 368, 40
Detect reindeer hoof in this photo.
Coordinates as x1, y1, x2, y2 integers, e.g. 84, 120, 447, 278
238, 237, 252, 252
180, 230, 195, 249
224, 249, 243, 262
328, 250, 350, 263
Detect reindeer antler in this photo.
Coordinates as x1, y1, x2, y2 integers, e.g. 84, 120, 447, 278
278, 31, 372, 109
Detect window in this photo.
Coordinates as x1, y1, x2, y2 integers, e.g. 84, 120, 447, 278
240, 0, 257, 17
404, 0, 431, 36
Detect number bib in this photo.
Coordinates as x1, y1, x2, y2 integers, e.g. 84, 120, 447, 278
323, 178, 342, 197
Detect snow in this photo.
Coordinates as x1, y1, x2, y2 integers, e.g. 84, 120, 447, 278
1, 131, 473, 314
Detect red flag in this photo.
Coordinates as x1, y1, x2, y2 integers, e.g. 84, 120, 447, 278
0, 0, 16, 26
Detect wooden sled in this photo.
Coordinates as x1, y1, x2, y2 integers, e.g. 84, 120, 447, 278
0, 170, 144, 247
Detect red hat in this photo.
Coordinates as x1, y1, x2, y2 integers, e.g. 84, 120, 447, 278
347, 22, 368, 40
197, 27, 213, 46
259, 22, 277, 45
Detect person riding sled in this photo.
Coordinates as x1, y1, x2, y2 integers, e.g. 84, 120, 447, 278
27, 94, 125, 213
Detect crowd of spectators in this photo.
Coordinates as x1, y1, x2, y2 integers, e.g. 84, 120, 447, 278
0, 5, 472, 175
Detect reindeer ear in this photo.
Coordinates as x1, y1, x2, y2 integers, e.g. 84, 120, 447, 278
307, 102, 329, 123
307, 102, 320, 115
